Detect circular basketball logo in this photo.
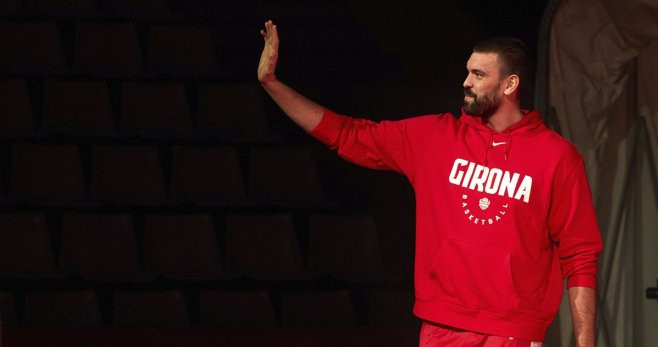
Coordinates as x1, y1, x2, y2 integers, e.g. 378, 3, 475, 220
461, 194, 508, 226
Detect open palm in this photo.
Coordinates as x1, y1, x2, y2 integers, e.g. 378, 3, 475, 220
258, 20, 279, 83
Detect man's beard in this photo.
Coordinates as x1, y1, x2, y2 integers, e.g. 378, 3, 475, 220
463, 85, 501, 117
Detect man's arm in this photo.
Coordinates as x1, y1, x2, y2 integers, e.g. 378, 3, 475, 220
258, 20, 323, 132
568, 286, 597, 347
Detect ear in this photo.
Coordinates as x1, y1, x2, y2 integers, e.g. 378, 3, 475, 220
503, 74, 520, 96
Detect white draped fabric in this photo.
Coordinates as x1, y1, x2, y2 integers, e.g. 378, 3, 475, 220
542, 0, 658, 345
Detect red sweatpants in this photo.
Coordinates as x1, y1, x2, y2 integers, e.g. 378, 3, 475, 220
419, 321, 543, 347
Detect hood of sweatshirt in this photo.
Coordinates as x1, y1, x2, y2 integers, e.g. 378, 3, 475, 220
459, 108, 544, 165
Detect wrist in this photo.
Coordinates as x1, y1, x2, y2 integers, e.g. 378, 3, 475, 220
260, 76, 281, 92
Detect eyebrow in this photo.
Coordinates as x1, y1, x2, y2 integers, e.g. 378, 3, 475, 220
467, 68, 487, 76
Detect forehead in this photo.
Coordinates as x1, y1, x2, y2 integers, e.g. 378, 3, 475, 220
466, 52, 501, 74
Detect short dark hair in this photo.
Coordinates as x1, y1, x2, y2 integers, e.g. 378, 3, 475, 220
473, 37, 531, 89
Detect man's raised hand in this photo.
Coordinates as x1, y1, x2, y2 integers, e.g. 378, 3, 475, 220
257, 20, 323, 132
258, 20, 279, 84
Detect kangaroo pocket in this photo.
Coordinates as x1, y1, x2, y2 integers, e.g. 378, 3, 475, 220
429, 238, 520, 317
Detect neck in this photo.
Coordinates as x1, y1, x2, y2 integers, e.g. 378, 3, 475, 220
485, 101, 524, 132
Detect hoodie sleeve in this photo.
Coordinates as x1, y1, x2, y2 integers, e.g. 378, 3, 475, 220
548, 156, 603, 289
309, 108, 438, 179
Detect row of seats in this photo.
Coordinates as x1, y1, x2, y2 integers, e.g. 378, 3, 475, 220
0, 212, 388, 281
0, 21, 220, 77
1, 0, 355, 23
0, 21, 384, 84
0, 288, 416, 328
4, 144, 325, 206
0, 79, 269, 140
0, 20, 377, 77
1, 0, 171, 19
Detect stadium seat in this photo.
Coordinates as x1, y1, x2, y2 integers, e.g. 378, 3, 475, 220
171, 145, 246, 205
0, 79, 35, 136
29, 0, 98, 17
59, 212, 146, 282
102, 0, 171, 19
249, 146, 323, 207
197, 83, 268, 142
200, 290, 275, 326
42, 79, 114, 135
143, 213, 226, 280
74, 22, 143, 76
113, 290, 189, 327
10, 143, 86, 203
280, 290, 357, 327
0, 0, 21, 15
0, 21, 65, 74
120, 81, 193, 137
224, 213, 304, 279
24, 290, 101, 327
0, 213, 57, 279
308, 214, 384, 280
91, 145, 166, 204
0, 291, 16, 327
148, 24, 217, 78
367, 289, 417, 326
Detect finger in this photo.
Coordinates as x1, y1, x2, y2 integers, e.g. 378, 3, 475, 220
271, 24, 279, 45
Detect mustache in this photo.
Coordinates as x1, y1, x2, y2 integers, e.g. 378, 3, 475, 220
463, 88, 476, 97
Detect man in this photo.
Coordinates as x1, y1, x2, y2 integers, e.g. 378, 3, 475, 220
258, 20, 602, 347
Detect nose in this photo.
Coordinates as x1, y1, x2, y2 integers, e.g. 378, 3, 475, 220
463, 74, 473, 89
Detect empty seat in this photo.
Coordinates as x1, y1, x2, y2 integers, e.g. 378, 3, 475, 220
29, 0, 98, 17
113, 291, 189, 327
0, 213, 57, 279
92, 145, 166, 204
0, 0, 21, 15
120, 82, 193, 136
200, 290, 275, 326
373, 209, 415, 280
171, 146, 246, 205
103, 0, 170, 19
308, 214, 384, 280
367, 290, 417, 326
280, 290, 357, 327
224, 214, 304, 279
197, 83, 268, 141
148, 25, 217, 77
0, 291, 17, 327
24, 290, 101, 327
74, 22, 143, 76
143, 213, 225, 280
249, 146, 323, 207
0, 21, 65, 74
42, 80, 114, 135
59, 212, 145, 282
0, 79, 35, 136
10, 143, 86, 203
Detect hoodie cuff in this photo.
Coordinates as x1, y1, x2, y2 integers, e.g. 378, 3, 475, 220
567, 274, 597, 289
309, 108, 344, 146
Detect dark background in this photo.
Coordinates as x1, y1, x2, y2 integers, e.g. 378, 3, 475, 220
0, 0, 550, 345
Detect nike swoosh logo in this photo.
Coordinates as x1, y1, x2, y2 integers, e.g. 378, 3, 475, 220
492, 141, 507, 147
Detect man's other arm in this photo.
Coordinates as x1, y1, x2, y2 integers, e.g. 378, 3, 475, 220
258, 20, 323, 132
568, 286, 597, 347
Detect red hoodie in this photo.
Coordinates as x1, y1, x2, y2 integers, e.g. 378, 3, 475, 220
309, 108, 602, 341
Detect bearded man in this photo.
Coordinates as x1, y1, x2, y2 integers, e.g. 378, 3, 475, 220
257, 20, 602, 347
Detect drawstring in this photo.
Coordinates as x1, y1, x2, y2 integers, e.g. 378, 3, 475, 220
485, 130, 512, 164
484, 132, 494, 166
504, 131, 512, 161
